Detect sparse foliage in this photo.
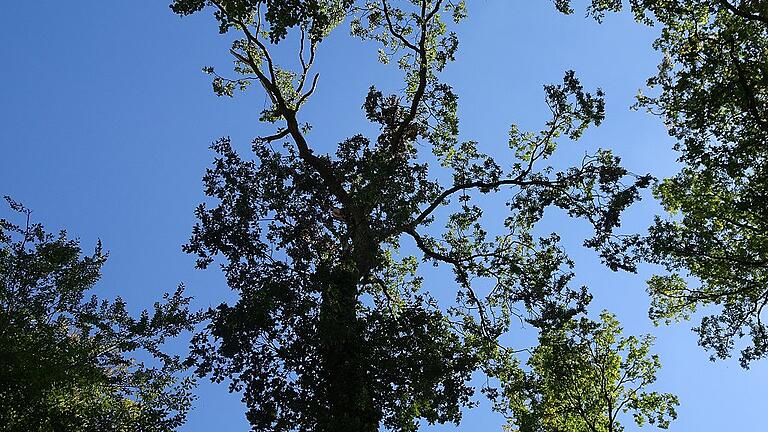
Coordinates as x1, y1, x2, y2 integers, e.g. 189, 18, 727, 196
487, 312, 678, 432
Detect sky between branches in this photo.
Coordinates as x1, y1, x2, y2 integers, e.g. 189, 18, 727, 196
1, 1, 766, 430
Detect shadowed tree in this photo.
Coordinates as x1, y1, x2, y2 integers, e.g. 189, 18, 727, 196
0, 197, 199, 432
170, 1, 664, 431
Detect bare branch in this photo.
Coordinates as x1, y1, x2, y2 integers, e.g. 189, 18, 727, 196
296, 73, 320, 108
256, 129, 290, 143
381, 0, 421, 53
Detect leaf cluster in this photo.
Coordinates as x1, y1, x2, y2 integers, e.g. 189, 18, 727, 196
0, 197, 199, 432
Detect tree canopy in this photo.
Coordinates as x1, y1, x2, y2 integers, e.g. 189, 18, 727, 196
489, 312, 678, 432
171, 1, 672, 431
556, 0, 768, 368
11, 0, 768, 429
642, 0, 768, 369
0, 197, 199, 431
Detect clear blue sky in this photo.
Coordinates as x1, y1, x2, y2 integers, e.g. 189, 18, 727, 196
1, 1, 765, 430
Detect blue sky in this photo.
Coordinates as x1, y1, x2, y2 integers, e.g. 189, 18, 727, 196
1, 1, 765, 430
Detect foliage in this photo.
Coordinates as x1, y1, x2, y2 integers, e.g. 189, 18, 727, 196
0, 197, 199, 432
171, 1, 669, 431
642, 0, 768, 369
559, 0, 768, 367
487, 312, 678, 432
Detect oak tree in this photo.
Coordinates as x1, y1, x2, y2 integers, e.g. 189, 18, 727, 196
171, 1, 669, 431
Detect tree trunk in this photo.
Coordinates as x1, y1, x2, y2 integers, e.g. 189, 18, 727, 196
317, 264, 378, 432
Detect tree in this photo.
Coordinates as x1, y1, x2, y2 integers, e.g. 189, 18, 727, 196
0, 197, 198, 431
487, 312, 678, 432
559, 0, 768, 367
171, 1, 665, 431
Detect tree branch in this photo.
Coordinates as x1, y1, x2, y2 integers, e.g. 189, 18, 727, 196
409, 176, 562, 229
719, 0, 768, 25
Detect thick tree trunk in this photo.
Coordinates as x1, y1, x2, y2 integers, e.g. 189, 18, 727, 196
317, 265, 378, 432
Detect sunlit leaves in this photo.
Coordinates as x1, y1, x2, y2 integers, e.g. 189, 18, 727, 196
0, 198, 198, 431
489, 312, 678, 432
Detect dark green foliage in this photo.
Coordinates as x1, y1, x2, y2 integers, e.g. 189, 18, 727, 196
641, 0, 768, 369
173, 1, 672, 431
0, 197, 198, 431
559, 0, 768, 367
170, 0, 354, 41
